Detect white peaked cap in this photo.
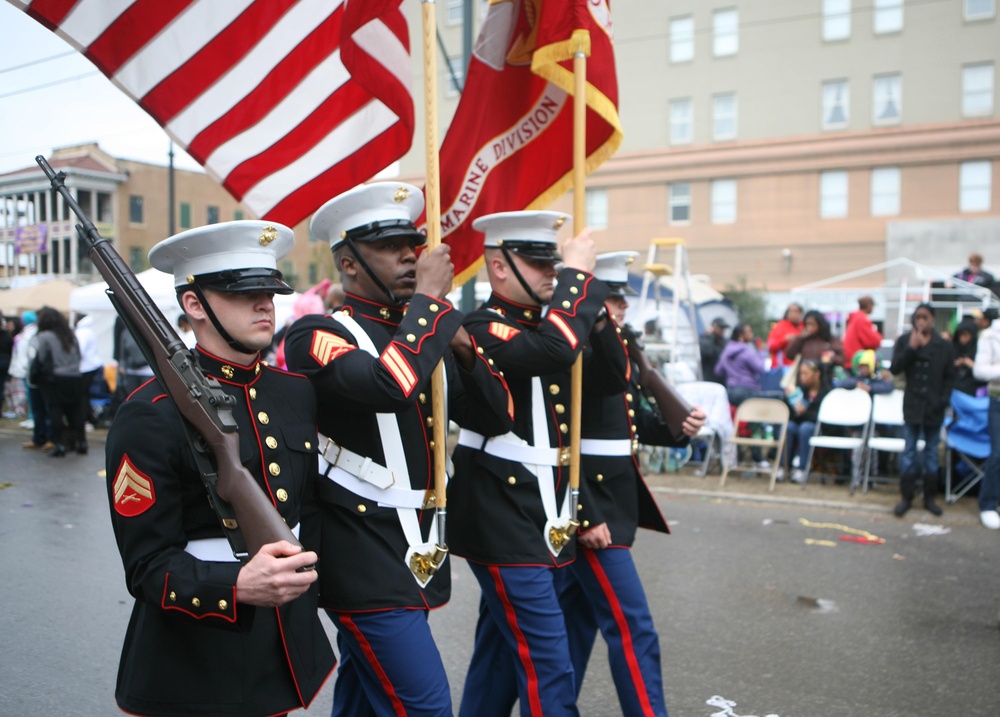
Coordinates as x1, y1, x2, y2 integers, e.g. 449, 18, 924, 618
148, 220, 294, 290
310, 182, 425, 250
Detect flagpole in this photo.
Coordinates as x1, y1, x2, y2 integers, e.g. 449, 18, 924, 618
418, 0, 449, 579
568, 49, 588, 533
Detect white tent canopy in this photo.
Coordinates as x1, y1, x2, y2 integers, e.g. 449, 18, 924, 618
70, 268, 299, 365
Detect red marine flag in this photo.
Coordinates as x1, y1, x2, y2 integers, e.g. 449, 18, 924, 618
10, 0, 413, 227
436, 0, 622, 284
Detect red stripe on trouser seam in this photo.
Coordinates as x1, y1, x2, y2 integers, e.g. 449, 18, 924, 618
583, 549, 655, 717
489, 565, 544, 717
338, 615, 408, 717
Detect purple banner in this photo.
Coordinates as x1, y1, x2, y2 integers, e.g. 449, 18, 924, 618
15, 224, 47, 254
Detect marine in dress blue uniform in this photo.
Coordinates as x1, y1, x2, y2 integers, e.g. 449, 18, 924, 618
106, 221, 335, 717
448, 213, 624, 717
283, 183, 513, 717
558, 251, 704, 717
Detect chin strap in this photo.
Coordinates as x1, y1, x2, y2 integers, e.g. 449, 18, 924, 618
191, 285, 257, 355
343, 237, 405, 307
500, 245, 545, 307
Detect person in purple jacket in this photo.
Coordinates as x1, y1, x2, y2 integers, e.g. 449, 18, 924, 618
714, 323, 767, 407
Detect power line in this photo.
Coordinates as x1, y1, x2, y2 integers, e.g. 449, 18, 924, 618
0, 50, 76, 75
0, 71, 100, 100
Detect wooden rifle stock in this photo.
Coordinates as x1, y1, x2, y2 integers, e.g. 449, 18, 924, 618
37, 156, 299, 561
620, 324, 694, 441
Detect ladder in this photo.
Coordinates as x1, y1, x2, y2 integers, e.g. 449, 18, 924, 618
637, 238, 702, 381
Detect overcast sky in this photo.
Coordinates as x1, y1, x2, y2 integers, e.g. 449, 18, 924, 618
0, 2, 203, 175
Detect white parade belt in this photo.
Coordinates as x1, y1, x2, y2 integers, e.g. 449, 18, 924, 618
184, 523, 300, 563
579, 438, 634, 457
318, 436, 430, 510
457, 429, 569, 467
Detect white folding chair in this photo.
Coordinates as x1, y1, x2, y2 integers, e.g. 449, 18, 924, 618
803, 388, 873, 489
861, 389, 924, 495
676, 381, 733, 476
720, 398, 790, 491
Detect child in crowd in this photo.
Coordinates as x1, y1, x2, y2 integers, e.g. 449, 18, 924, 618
783, 358, 832, 483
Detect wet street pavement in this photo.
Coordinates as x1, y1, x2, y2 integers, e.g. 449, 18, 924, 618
2, 429, 998, 716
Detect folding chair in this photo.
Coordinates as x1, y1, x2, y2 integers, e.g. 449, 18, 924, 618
803, 388, 872, 490
861, 389, 924, 495
676, 381, 733, 476
720, 398, 789, 491
944, 390, 991, 504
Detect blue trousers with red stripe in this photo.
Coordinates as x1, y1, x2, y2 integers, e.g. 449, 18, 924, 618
458, 563, 579, 717
558, 547, 668, 717
328, 608, 452, 717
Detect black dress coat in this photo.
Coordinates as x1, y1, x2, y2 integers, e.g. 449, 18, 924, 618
105, 348, 335, 717
890, 330, 956, 426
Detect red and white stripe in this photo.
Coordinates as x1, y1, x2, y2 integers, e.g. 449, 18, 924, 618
17, 0, 414, 227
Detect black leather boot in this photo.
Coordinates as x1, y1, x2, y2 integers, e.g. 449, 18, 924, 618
76, 441, 88, 455
49, 443, 66, 458
923, 471, 943, 516
894, 473, 916, 518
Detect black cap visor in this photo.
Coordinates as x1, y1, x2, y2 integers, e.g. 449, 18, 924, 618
344, 219, 427, 247
606, 281, 638, 297
188, 268, 294, 295
503, 240, 562, 263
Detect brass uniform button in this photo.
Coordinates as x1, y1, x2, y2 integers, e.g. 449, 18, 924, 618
477, 346, 485, 354
304, 441, 312, 450
419, 393, 427, 404
380, 308, 391, 319
523, 310, 534, 320
268, 463, 281, 476
169, 591, 176, 602
218, 600, 228, 611
577, 273, 585, 280
555, 404, 565, 414
426, 416, 434, 427
221, 365, 234, 379
570, 287, 578, 294
582, 520, 590, 528
626, 393, 633, 402
265, 436, 278, 449
577, 503, 583, 511
257, 412, 269, 425
549, 384, 560, 395
254, 364, 261, 375
429, 440, 436, 449
488, 358, 494, 365
418, 318, 427, 326
596, 474, 604, 482
560, 423, 568, 434
631, 425, 638, 434
192, 597, 201, 608
508, 476, 517, 484
629, 409, 635, 417
358, 504, 367, 513
249, 388, 257, 400
276, 488, 288, 503
562, 301, 571, 309
406, 334, 416, 342
429, 303, 440, 312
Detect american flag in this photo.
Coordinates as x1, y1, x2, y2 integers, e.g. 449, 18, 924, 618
12, 0, 414, 227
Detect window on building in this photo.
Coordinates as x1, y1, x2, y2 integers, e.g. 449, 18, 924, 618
822, 79, 850, 129
207, 205, 220, 224
874, 0, 903, 34
129, 195, 144, 224
585, 189, 608, 229
179, 202, 191, 229
445, 55, 464, 97
129, 246, 145, 271
234, 210, 244, 220
97, 192, 113, 223
822, 0, 851, 41
670, 98, 693, 144
870, 167, 900, 216
713, 93, 737, 140
670, 16, 694, 62
960, 160, 992, 212
820, 171, 849, 218
669, 183, 691, 224
963, 63, 995, 117
711, 180, 737, 224
964, 0, 995, 20
872, 73, 901, 125
77, 189, 92, 217
446, 0, 462, 26
713, 9, 739, 57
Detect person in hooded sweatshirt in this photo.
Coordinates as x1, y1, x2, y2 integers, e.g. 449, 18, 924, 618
842, 295, 883, 368
714, 323, 766, 408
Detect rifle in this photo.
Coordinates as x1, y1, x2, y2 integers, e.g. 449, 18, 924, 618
620, 324, 696, 442
37, 155, 302, 563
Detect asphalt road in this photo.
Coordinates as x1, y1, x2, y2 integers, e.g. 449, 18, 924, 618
1, 431, 998, 717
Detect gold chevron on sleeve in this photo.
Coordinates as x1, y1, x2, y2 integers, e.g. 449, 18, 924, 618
310, 330, 356, 365
488, 322, 521, 341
